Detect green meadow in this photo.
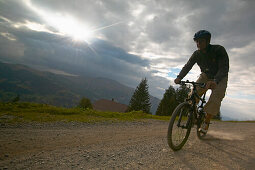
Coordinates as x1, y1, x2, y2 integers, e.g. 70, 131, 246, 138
0, 102, 170, 124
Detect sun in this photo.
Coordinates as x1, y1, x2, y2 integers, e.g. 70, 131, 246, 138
39, 13, 95, 43
71, 27, 93, 42
51, 15, 95, 42
23, 0, 94, 42
24, 0, 122, 43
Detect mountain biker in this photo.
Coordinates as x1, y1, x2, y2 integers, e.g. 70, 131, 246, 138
174, 30, 229, 134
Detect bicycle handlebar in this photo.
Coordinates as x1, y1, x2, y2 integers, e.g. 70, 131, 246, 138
179, 80, 206, 88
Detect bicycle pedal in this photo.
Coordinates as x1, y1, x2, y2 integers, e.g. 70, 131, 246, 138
198, 128, 207, 134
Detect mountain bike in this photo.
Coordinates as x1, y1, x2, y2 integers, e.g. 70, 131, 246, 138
167, 80, 208, 151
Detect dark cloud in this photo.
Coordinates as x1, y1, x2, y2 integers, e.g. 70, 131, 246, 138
1, 0, 255, 52
0, 35, 25, 59
91, 40, 149, 66
0, 0, 42, 23
146, 15, 181, 44
180, 0, 255, 49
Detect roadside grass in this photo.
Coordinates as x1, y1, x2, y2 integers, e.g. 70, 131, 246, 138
0, 102, 170, 123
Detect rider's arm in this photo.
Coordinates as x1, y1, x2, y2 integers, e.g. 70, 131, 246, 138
214, 46, 229, 84
177, 51, 197, 80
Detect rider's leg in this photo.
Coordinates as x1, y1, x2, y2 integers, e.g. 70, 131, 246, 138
201, 113, 212, 131
205, 114, 213, 123
204, 76, 228, 117
201, 76, 228, 132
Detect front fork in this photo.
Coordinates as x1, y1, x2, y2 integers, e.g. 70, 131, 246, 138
177, 103, 194, 129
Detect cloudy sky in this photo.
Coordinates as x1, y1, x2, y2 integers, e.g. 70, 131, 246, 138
0, 0, 255, 120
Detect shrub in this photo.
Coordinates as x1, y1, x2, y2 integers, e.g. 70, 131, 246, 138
78, 97, 93, 109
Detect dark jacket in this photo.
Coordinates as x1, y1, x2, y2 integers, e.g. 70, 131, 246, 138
177, 44, 229, 83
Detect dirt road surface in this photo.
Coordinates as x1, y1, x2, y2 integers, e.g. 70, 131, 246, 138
0, 120, 255, 170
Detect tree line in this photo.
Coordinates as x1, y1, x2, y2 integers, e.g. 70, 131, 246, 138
127, 78, 221, 120
76, 77, 221, 119
77, 78, 190, 116
126, 78, 190, 116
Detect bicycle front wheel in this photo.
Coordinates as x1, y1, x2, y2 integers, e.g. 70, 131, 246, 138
167, 102, 193, 151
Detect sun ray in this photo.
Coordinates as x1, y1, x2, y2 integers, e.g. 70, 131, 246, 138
23, 0, 94, 42
93, 21, 124, 32
22, 0, 124, 58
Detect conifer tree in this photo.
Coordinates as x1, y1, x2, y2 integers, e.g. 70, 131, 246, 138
176, 84, 190, 104
156, 85, 177, 116
127, 78, 151, 114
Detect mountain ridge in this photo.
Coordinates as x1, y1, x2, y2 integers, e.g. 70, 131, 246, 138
0, 62, 160, 114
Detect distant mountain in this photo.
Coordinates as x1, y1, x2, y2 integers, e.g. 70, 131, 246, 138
0, 62, 160, 114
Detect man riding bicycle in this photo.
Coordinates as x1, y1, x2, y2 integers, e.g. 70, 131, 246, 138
174, 30, 229, 134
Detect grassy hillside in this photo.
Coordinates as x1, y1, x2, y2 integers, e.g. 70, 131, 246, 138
0, 62, 160, 114
0, 102, 169, 123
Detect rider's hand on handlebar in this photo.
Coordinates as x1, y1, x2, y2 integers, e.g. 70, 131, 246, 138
206, 81, 217, 90
174, 78, 181, 84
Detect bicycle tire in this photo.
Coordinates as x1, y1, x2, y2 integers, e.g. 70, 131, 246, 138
167, 102, 193, 151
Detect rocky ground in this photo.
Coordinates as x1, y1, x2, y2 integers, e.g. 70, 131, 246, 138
0, 120, 255, 170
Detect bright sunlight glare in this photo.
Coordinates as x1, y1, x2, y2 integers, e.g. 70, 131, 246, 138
23, 0, 94, 42
47, 15, 94, 42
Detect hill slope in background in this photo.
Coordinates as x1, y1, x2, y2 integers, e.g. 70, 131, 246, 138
0, 62, 160, 114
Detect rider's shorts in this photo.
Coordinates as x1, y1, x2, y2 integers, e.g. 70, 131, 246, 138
191, 73, 228, 116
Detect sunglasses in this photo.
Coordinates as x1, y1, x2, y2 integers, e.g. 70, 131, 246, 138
195, 39, 207, 44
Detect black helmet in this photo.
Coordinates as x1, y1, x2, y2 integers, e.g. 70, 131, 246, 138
193, 30, 211, 41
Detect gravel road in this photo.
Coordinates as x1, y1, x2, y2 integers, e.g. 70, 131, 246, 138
0, 120, 255, 170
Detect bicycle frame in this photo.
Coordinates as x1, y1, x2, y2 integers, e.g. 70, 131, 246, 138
190, 84, 207, 111
178, 80, 207, 128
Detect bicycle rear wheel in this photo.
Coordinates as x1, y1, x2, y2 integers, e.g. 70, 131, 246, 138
167, 102, 193, 151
